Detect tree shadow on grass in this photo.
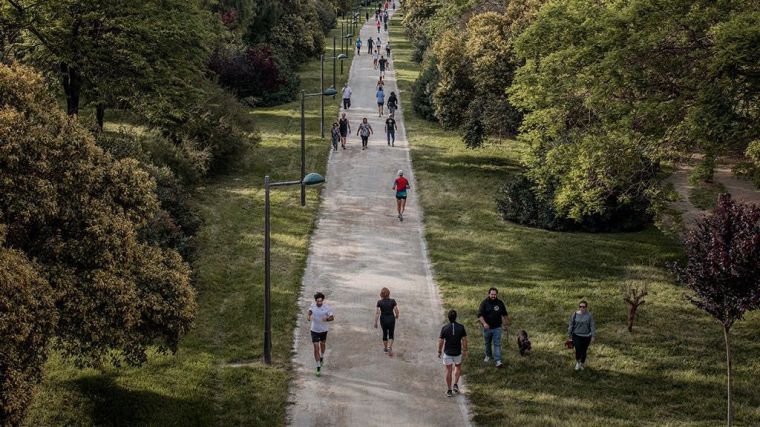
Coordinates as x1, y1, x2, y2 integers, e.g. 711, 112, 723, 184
71, 374, 214, 426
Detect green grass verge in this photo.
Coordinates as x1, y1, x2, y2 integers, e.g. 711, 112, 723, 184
390, 13, 760, 427
689, 182, 727, 211
24, 25, 356, 427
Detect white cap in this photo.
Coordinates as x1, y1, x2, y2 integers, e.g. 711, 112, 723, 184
398, 169, 403, 176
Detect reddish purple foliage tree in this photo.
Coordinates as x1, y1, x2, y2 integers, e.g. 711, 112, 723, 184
671, 194, 760, 426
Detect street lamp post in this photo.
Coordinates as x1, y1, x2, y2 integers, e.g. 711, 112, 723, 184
300, 87, 338, 206
263, 172, 325, 364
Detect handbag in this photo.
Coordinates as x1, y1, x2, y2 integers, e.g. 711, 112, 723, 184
565, 313, 577, 349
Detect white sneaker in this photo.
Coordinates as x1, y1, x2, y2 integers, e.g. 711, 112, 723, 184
580, 363, 585, 370
483, 356, 491, 363
574, 362, 581, 371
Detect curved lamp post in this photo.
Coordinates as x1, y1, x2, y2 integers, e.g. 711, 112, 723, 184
263, 172, 326, 364
301, 87, 337, 206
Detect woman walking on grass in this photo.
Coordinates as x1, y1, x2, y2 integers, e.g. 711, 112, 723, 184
568, 299, 596, 370
374, 287, 399, 354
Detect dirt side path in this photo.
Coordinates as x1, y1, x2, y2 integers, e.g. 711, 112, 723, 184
287, 9, 472, 427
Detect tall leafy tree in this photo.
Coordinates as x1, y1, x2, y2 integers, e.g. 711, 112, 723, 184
671, 195, 760, 426
0, 63, 196, 423
2, 0, 218, 127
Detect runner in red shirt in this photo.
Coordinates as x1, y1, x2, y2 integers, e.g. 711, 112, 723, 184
392, 169, 410, 221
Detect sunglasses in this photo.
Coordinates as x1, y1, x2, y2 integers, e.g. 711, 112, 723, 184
579, 305, 587, 308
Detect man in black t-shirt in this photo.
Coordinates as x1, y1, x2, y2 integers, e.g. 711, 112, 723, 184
385, 114, 397, 146
438, 310, 468, 397
477, 287, 510, 368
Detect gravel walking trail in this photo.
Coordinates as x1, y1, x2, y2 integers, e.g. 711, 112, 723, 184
287, 9, 472, 427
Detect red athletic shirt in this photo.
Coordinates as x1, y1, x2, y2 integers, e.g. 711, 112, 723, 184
394, 176, 409, 192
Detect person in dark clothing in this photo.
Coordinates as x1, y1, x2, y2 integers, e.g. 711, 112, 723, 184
387, 91, 398, 116
438, 309, 468, 397
368, 36, 374, 54
374, 287, 400, 354
568, 299, 596, 370
385, 113, 397, 146
477, 287, 510, 368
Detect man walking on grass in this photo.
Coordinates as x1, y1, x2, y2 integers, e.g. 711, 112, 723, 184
438, 309, 468, 397
478, 287, 510, 368
307, 292, 334, 377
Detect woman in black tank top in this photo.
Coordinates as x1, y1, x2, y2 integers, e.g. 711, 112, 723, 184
374, 287, 400, 354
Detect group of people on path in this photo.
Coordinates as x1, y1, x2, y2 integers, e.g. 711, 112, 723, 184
307, 287, 597, 397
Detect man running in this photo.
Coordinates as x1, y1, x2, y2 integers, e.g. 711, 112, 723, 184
392, 169, 409, 220
357, 118, 373, 150
438, 310, 468, 397
307, 292, 334, 377
338, 112, 350, 149
385, 113, 397, 147
378, 55, 389, 77
342, 84, 352, 110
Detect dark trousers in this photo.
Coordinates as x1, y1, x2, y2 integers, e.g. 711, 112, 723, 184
572, 334, 592, 363
343, 98, 351, 109
387, 131, 395, 145
380, 316, 395, 341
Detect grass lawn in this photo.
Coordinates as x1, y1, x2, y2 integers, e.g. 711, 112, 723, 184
23, 26, 355, 427
390, 13, 760, 427
689, 182, 727, 211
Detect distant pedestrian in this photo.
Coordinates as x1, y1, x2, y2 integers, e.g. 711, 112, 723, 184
438, 309, 468, 397
368, 36, 374, 54
392, 169, 409, 220
366, 11, 369, 22
376, 19, 381, 33
331, 122, 340, 151
338, 112, 350, 149
375, 10, 379, 21
478, 287, 509, 368
376, 75, 385, 90
357, 118, 373, 150
384, 1, 389, 11
392, 1, 396, 11
385, 41, 391, 57
374, 287, 399, 354
385, 113, 397, 147
307, 292, 334, 377
373, 50, 379, 69
342, 84, 352, 109
378, 55, 388, 76
356, 37, 362, 55
376, 36, 381, 49
376, 86, 385, 116
568, 299, 596, 371
387, 91, 398, 116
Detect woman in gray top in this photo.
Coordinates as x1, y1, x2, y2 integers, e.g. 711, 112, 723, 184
568, 299, 595, 370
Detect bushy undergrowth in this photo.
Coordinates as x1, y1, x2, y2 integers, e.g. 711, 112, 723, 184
411, 58, 439, 122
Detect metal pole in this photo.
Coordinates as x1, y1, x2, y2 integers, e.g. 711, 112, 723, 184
300, 91, 306, 206
264, 175, 272, 364
341, 22, 344, 56
320, 54, 324, 139
332, 37, 337, 98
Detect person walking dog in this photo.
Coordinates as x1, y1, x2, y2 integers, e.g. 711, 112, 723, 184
374, 287, 399, 354
438, 309, 468, 397
478, 287, 509, 368
568, 299, 596, 370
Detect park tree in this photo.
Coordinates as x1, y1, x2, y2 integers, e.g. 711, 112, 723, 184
0, 63, 196, 423
509, 0, 760, 223
1, 0, 218, 128
671, 195, 760, 426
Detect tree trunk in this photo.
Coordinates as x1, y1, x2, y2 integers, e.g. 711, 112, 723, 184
96, 104, 105, 131
61, 63, 82, 116
723, 325, 733, 427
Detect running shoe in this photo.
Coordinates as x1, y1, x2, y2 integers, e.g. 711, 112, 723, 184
320, 357, 324, 364
316, 367, 321, 377
483, 356, 490, 363
495, 360, 503, 368
453, 384, 460, 394
446, 390, 453, 398
383, 347, 388, 353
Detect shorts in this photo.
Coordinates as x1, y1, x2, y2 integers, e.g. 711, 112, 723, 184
377, 102, 384, 107
442, 353, 462, 366
310, 331, 328, 343
395, 190, 407, 200
339, 129, 348, 137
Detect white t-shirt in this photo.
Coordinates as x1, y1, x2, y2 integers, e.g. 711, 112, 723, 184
342, 86, 352, 99
373, 52, 379, 60
309, 303, 334, 333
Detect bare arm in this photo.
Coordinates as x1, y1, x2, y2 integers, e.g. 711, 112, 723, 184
462, 336, 469, 357
307, 309, 313, 321
437, 338, 444, 357
374, 307, 380, 328
394, 305, 399, 319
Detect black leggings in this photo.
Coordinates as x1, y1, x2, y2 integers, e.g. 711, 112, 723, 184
380, 316, 395, 341
572, 334, 592, 363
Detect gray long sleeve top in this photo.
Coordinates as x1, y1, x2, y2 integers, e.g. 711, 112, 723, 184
568, 311, 596, 338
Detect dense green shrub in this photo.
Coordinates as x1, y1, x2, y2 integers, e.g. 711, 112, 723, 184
315, 0, 338, 35
411, 58, 440, 122
0, 232, 57, 427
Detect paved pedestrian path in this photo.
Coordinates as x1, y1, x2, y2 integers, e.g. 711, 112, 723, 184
287, 8, 472, 427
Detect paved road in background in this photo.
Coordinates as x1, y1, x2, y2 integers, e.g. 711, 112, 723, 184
287, 8, 472, 427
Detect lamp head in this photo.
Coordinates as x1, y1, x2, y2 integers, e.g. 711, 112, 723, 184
303, 172, 326, 186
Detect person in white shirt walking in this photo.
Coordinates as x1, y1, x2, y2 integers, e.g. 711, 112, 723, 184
307, 292, 335, 376
342, 84, 352, 110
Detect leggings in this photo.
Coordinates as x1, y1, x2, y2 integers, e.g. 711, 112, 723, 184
572, 334, 592, 363
380, 316, 395, 341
